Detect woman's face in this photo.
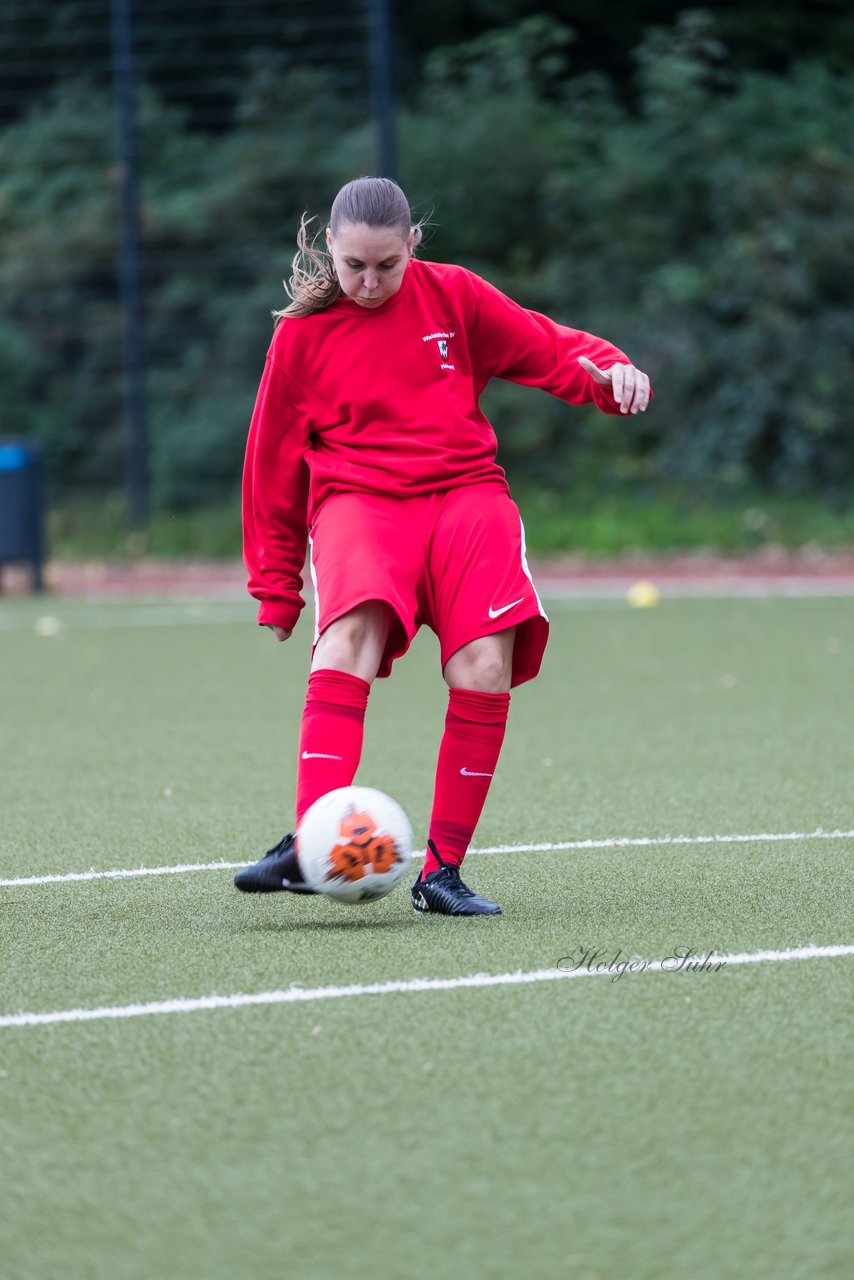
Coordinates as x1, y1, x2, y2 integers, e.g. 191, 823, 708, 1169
326, 222, 414, 308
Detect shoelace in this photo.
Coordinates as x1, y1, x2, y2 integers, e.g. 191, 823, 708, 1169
425, 841, 475, 896
265, 833, 293, 858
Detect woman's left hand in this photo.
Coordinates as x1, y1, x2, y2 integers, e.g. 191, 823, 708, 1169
578, 356, 651, 415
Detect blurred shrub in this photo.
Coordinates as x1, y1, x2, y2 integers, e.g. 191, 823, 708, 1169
0, 10, 852, 510
402, 11, 854, 501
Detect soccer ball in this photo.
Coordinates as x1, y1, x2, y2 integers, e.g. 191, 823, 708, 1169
297, 786, 413, 904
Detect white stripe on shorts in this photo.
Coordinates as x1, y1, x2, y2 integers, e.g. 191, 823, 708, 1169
518, 511, 549, 621
308, 534, 320, 646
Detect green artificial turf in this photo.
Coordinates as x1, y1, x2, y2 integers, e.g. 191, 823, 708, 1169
1, 593, 852, 1280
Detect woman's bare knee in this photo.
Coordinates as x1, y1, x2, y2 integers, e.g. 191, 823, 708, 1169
312, 601, 393, 683
443, 629, 515, 692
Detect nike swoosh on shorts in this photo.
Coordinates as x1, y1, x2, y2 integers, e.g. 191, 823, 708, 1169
488, 598, 524, 619
301, 751, 343, 760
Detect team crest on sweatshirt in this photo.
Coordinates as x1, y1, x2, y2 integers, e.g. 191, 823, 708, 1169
422, 329, 455, 371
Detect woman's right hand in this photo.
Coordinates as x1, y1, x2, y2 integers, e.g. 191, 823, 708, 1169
265, 625, 292, 642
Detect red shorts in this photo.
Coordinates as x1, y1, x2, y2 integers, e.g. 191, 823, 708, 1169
308, 484, 549, 687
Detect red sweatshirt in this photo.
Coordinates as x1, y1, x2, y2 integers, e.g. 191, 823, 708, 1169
243, 257, 638, 632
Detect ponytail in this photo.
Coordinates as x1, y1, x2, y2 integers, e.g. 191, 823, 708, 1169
274, 214, 340, 322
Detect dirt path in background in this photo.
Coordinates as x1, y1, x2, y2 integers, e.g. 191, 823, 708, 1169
4, 549, 854, 599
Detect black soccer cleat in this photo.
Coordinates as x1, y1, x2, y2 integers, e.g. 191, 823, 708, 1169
411, 841, 502, 916
234, 832, 317, 894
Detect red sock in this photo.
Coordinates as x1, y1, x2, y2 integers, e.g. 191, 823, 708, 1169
424, 687, 510, 874
295, 669, 370, 825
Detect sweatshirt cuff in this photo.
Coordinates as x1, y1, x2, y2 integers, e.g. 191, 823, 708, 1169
256, 597, 304, 633
591, 381, 623, 414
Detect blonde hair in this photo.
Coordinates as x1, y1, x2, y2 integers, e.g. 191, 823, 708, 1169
274, 177, 424, 323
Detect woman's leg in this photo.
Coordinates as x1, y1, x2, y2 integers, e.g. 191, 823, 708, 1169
310, 599, 393, 682
441, 629, 515, 693
296, 601, 393, 823
235, 600, 395, 894
420, 629, 515, 876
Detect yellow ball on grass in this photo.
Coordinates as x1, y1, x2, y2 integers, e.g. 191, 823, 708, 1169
626, 581, 661, 608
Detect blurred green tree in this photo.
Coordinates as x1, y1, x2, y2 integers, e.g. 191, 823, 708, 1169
1, 8, 852, 511
400, 11, 854, 500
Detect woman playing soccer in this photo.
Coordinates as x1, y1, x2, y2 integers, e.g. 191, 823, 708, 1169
234, 176, 651, 915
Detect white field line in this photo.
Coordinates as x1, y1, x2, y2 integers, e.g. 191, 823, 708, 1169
1, 944, 852, 1030
1, 828, 852, 890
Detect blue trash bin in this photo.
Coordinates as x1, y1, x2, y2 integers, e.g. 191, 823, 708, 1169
0, 439, 45, 592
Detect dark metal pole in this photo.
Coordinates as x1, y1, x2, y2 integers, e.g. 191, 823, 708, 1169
369, 0, 396, 178
110, 0, 148, 530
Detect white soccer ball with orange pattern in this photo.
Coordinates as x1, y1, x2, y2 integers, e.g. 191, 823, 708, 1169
297, 786, 413, 903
